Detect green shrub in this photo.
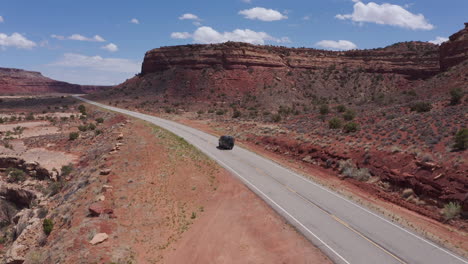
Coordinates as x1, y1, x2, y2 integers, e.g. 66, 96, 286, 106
329, 117, 342, 129
453, 128, 468, 150
319, 105, 329, 115
343, 110, 356, 121
449, 88, 463, 105
196, 110, 204, 115
42, 219, 53, 235
61, 164, 73, 176
410, 102, 432, 113
232, 110, 241, 118
88, 123, 96, 130
95, 117, 104, 124
442, 202, 461, 220
78, 105, 86, 115
78, 125, 88, 132
338, 160, 370, 181
6, 168, 26, 182
69, 132, 79, 141
272, 114, 281, 123
25, 113, 35, 121
336, 105, 346, 113
216, 110, 225, 115
343, 122, 359, 133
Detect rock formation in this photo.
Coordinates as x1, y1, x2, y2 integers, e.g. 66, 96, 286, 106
440, 23, 468, 70
0, 68, 111, 94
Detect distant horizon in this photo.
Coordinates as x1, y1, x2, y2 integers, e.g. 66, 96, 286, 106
1, 0, 466, 85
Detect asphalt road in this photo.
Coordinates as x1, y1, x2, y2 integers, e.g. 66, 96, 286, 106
75, 96, 467, 264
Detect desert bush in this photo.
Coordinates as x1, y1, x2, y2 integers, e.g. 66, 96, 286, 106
6, 168, 26, 182
442, 202, 461, 220
196, 110, 204, 115
78, 125, 87, 132
47, 181, 63, 196
319, 105, 329, 115
216, 109, 225, 115
78, 104, 86, 115
343, 122, 359, 133
343, 110, 356, 121
449, 87, 463, 105
42, 218, 53, 235
453, 128, 468, 150
95, 117, 104, 123
25, 113, 35, 121
88, 123, 96, 130
232, 110, 241, 118
272, 114, 281, 123
338, 160, 371, 181
69, 132, 79, 141
410, 102, 432, 113
329, 117, 342, 129
61, 164, 73, 176
336, 105, 346, 112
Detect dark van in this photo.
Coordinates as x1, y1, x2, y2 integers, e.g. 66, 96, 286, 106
218, 136, 235, 150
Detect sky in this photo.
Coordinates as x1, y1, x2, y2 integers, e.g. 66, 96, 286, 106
0, 0, 466, 85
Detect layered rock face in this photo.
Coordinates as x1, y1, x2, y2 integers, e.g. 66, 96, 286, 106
0, 68, 111, 94
440, 23, 468, 70
142, 41, 440, 79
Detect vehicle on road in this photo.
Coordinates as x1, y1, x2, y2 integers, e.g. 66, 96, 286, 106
218, 135, 235, 150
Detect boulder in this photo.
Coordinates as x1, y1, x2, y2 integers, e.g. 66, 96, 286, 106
5, 218, 43, 264
100, 169, 111, 175
88, 202, 113, 217
89, 233, 108, 245
0, 199, 17, 227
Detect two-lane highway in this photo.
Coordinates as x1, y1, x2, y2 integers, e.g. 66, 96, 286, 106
75, 96, 467, 264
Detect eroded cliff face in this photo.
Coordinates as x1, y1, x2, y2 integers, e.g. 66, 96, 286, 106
0, 68, 111, 94
142, 41, 440, 79
440, 23, 468, 71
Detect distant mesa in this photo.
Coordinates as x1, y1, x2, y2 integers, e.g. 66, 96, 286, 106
0, 67, 112, 95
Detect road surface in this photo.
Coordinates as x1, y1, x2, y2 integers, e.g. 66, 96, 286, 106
75, 96, 467, 264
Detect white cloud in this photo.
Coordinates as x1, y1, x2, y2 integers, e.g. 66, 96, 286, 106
428, 36, 448, 45
51, 34, 65, 40
242, 0, 252, 3
50, 53, 139, 73
336, 1, 434, 30
239, 7, 287, 21
171, 32, 192, 39
193, 21, 202, 27
67, 34, 106, 42
302, 16, 310, 21
130, 18, 139, 24
0, 16, 4, 23
315, 40, 357, 50
102, 43, 118, 52
190, 26, 289, 45
179, 13, 199, 20
0, 32, 37, 49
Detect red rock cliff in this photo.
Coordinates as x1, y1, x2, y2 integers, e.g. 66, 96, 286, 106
142, 41, 440, 80
440, 22, 468, 70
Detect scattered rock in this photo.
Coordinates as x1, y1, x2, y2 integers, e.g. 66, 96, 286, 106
117, 133, 124, 140
100, 169, 111, 175
88, 202, 113, 217
95, 195, 105, 202
89, 233, 108, 245
302, 155, 314, 164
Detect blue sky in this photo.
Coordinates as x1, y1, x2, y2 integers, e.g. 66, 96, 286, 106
0, 0, 466, 85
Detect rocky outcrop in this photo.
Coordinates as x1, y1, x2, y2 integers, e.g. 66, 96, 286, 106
440, 23, 468, 70
142, 41, 440, 79
0, 184, 37, 208
0, 68, 112, 95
